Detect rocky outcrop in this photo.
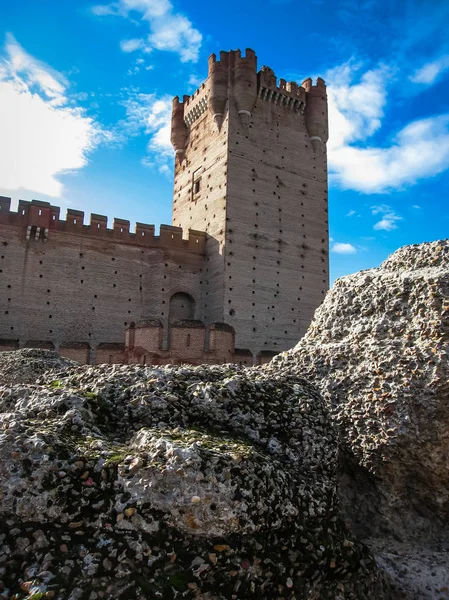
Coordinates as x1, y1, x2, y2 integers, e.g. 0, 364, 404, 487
0, 353, 383, 599
0, 348, 75, 385
271, 240, 449, 598
3, 239, 449, 599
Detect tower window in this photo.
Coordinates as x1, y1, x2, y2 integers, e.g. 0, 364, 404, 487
192, 168, 202, 200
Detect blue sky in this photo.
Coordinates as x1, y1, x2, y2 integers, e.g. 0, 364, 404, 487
0, 0, 448, 282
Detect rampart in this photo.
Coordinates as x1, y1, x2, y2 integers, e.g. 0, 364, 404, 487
0, 46, 328, 365
0, 197, 206, 253
0, 198, 207, 362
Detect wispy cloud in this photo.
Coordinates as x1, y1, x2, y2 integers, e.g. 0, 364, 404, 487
0, 34, 110, 199
371, 204, 402, 231
120, 38, 150, 53
326, 61, 449, 193
409, 55, 449, 85
188, 73, 204, 89
119, 90, 173, 173
92, 0, 202, 63
332, 242, 357, 254
3, 33, 68, 105
346, 209, 356, 216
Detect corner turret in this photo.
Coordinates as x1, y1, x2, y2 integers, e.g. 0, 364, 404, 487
233, 48, 258, 123
302, 77, 328, 152
170, 95, 188, 161
208, 51, 229, 129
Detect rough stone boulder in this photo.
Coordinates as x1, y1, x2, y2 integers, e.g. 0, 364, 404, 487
0, 352, 382, 599
270, 240, 449, 598
0, 348, 75, 385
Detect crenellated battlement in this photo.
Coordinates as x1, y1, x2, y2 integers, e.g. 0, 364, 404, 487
183, 84, 208, 127
258, 67, 308, 113
171, 47, 328, 157
0, 198, 206, 254
208, 48, 256, 71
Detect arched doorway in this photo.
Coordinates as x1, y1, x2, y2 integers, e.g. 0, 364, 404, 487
169, 292, 195, 324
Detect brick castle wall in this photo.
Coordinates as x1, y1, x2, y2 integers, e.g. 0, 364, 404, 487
171, 50, 329, 357
0, 198, 205, 360
0, 47, 329, 365
125, 320, 237, 365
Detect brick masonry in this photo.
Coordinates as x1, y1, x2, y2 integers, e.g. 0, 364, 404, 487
171, 49, 329, 357
0, 47, 329, 365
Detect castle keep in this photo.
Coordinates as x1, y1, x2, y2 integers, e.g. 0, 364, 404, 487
0, 48, 329, 365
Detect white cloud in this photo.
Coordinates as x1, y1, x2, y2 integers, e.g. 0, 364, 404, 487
0, 34, 109, 199
410, 55, 449, 85
92, 0, 202, 63
188, 73, 203, 88
332, 242, 357, 254
327, 62, 388, 151
120, 38, 147, 53
126, 56, 151, 75
3, 33, 68, 105
326, 61, 449, 193
120, 91, 173, 172
346, 209, 356, 217
371, 205, 402, 231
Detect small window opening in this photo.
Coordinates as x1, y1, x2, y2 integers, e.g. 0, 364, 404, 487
186, 334, 191, 347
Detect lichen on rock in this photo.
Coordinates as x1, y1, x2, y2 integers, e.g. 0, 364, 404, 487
271, 239, 449, 598
0, 355, 383, 599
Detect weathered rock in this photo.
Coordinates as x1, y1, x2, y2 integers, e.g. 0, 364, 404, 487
0, 352, 384, 599
0, 348, 75, 386
270, 240, 449, 598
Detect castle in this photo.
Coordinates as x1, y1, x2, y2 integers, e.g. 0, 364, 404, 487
0, 48, 329, 366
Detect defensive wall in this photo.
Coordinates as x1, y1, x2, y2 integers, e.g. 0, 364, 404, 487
0, 198, 207, 363
0, 47, 329, 365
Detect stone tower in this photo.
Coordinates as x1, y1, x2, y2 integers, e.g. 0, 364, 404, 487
171, 48, 329, 359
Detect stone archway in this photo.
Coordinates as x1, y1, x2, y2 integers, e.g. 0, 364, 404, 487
168, 292, 195, 324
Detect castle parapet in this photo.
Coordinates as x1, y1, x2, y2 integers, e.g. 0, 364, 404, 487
90, 213, 107, 231
67, 209, 84, 230
113, 218, 130, 236
258, 66, 307, 113
0, 196, 11, 216
0, 199, 206, 254
170, 48, 328, 147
